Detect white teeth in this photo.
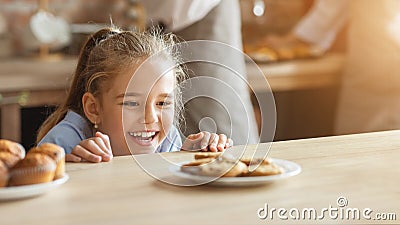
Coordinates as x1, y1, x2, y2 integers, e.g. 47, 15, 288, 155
129, 131, 156, 137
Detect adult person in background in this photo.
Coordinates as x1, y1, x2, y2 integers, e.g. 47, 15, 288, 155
259, 0, 347, 57
260, 0, 400, 135
142, 0, 259, 144
61, 0, 259, 144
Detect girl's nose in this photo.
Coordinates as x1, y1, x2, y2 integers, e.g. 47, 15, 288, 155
143, 105, 158, 124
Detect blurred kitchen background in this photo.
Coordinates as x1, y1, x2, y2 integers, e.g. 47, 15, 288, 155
1, 0, 399, 149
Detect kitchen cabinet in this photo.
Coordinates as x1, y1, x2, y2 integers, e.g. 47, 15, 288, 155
0, 57, 76, 146
246, 53, 345, 141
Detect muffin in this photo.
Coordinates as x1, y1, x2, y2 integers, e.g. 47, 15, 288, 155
0, 151, 20, 168
8, 153, 56, 186
29, 143, 65, 180
0, 160, 8, 187
0, 139, 25, 159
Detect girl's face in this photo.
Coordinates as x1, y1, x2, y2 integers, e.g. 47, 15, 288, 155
98, 60, 176, 155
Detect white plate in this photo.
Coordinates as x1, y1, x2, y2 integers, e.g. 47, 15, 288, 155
0, 174, 69, 201
170, 158, 301, 186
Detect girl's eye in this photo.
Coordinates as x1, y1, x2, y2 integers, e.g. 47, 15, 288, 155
121, 101, 139, 107
157, 101, 173, 107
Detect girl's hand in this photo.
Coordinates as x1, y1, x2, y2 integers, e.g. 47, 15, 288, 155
181, 131, 233, 152
66, 132, 113, 163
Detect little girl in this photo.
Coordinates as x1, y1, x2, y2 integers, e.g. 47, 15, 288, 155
36, 27, 232, 163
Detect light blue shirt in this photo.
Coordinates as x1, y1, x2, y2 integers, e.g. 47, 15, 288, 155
38, 110, 182, 154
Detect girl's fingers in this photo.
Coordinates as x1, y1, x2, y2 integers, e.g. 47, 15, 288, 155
225, 138, 233, 148
83, 139, 108, 157
188, 132, 204, 141
95, 132, 112, 155
200, 132, 211, 151
193, 142, 200, 151
180, 140, 193, 151
181, 132, 233, 152
65, 153, 82, 162
72, 143, 102, 163
92, 137, 112, 161
181, 132, 204, 151
208, 133, 219, 152
217, 134, 227, 151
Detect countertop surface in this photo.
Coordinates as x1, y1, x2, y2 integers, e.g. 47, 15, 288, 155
1, 130, 399, 224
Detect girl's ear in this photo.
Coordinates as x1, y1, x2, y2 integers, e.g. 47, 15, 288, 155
82, 92, 101, 125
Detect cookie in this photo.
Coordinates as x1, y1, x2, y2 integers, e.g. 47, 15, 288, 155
243, 163, 283, 177
193, 157, 247, 177
194, 152, 222, 160
182, 158, 213, 167
220, 160, 248, 177
181, 154, 283, 178
239, 157, 272, 166
181, 158, 214, 175
183, 157, 247, 177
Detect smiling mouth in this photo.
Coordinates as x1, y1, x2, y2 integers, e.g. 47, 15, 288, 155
128, 131, 159, 146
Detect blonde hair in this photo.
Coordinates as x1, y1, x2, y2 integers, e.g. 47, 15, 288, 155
36, 27, 185, 143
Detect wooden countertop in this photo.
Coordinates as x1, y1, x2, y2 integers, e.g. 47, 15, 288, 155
0, 57, 76, 92
1, 130, 399, 224
0, 54, 344, 93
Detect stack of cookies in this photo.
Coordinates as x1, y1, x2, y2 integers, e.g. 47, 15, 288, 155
181, 152, 283, 178
0, 139, 65, 187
